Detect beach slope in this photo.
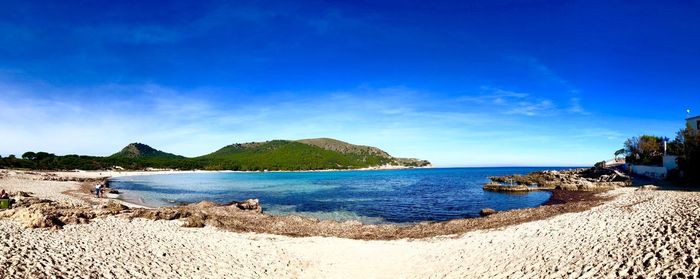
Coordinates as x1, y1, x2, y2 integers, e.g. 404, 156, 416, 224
0, 171, 698, 278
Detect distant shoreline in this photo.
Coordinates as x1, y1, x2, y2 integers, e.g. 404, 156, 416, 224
75, 164, 598, 178
97, 165, 434, 178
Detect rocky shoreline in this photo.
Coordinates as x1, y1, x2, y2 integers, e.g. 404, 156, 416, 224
0, 169, 613, 240
485, 166, 632, 192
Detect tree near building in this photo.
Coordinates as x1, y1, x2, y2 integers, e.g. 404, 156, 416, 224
614, 148, 625, 160
675, 125, 700, 183
624, 135, 666, 165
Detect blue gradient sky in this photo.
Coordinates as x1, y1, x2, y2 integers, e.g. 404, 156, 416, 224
0, 1, 697, 166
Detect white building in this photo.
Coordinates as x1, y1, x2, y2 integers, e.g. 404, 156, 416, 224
626, 115, 695, 179
687, 115, 700, 131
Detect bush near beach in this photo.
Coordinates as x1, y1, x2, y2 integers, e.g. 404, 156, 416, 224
623, 125, 700, 185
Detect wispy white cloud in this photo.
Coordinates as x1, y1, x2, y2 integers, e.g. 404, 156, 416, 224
505, 99, 556, 116
0, 79, 624, 166
456, 87, 528, 104
574, 128, 625, 141
458, 87, 560, 117
567, 97, 589, 115
459, 86, 591, 117
506, 56, 592, 116
521, 56, 573, 89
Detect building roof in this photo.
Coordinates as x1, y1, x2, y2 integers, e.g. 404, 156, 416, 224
686, 115, 700, 120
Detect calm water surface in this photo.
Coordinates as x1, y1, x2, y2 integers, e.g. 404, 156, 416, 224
110, 167, 576, 224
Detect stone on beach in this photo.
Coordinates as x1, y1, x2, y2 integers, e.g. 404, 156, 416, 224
479, 208, 497, 217
231, 198, 262, 213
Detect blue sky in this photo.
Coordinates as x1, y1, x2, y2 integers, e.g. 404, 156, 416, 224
0, 0, 697, 166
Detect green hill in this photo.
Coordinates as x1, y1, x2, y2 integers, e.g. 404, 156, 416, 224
106, 143, 190, 170
1, 139, 430, 171
196, 140, 397, 171
110, 143, 182, 159
296, 138, 430, 168
296, 138, 392, 158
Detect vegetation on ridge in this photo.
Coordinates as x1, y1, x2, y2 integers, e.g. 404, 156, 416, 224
0, 139, 431, 171
110, 143, 182, 159
296, 138, 430, 167
193, 140, 395, 171
296, 138, 392, 158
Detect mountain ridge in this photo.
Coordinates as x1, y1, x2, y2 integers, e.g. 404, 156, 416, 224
118, 138, 432, 170
295, 138, 430, 167
1, 139, 430, 171
192, 138, 430, 170
110, 143, 182, 159
296, 138, 393, 158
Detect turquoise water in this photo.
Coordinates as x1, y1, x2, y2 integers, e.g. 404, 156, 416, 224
110, 167, 574, 224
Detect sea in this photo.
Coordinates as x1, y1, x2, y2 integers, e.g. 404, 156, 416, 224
109, 167, 578, 224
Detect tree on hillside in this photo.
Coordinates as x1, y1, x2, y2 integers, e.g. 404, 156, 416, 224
4, 155, 18, 168
22, 151, 37, 160
34, 152, 55, 161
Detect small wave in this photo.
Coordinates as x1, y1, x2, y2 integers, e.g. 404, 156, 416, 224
313, 198, 374, 202
265, 206, 386, 224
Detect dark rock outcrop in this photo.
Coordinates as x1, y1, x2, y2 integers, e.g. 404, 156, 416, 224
488, 167, 632, 191
480, 208, 497, 217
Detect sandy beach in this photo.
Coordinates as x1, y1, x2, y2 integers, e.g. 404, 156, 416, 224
1, 170, 699, 278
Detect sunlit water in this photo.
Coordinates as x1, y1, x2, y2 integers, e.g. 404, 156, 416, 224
109, 167, 576, 224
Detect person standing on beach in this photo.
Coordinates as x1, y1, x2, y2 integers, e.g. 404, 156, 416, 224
94, 184, 102, 198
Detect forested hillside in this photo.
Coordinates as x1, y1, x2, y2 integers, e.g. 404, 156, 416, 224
0, 139, 430, 171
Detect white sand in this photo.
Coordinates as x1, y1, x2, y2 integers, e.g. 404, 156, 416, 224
0, 173, 86, 206
1, 170, 699, 278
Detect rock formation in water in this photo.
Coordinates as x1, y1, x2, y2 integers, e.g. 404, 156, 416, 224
488, 167, 632, 191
